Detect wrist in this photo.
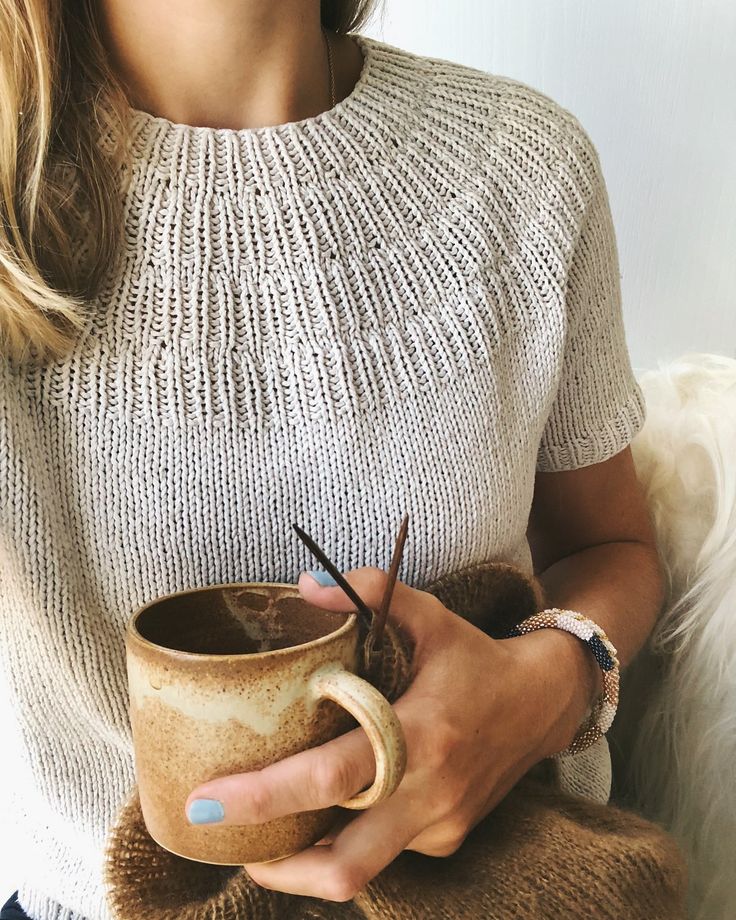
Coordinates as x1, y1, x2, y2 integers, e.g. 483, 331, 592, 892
508, 626, 602, 759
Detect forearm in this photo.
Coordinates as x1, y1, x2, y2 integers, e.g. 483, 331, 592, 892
511, 540, 666, 759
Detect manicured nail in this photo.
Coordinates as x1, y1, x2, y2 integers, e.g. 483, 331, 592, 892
306, 569, 338, 587
187, 799, 225, 824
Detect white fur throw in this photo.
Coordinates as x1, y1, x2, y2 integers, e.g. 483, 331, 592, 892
610, 352, 736, 920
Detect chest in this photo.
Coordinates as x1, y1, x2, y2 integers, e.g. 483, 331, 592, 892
1, 190, 569, 607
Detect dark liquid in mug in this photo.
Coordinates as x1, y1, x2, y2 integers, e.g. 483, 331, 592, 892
135, 586, 350, 656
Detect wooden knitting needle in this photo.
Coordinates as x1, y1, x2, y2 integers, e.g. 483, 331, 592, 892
371, 513, 410, 650
291, 523, 374, 632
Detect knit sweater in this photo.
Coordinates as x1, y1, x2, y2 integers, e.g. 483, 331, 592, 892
0, 31, 646, 920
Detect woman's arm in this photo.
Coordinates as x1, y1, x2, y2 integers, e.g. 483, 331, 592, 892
520, 444, 666, 756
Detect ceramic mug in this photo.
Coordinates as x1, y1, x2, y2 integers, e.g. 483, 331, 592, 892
125, 581, 407, 865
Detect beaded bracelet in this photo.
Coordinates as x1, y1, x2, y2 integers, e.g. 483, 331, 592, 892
505, 609, 620, 756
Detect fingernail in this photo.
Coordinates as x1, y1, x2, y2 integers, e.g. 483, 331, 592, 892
306, 569, 338, 587
187, 798, 225, 825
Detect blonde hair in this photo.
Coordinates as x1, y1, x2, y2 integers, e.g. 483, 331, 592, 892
0, 0, 381, 366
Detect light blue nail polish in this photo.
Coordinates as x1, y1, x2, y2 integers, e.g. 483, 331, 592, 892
307, 569, 338, 587
187, 799, 225, 825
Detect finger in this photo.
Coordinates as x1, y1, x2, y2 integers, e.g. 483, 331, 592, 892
185, 723, 376, 826
245, 787, 422, 901
298, 566, 445, 640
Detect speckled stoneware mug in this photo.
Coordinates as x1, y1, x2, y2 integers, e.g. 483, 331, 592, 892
125, 581, 407, 865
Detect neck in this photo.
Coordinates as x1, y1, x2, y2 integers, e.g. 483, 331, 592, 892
98, 0, 349, 129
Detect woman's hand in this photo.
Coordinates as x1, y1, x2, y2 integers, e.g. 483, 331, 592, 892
184, 565, 595, 902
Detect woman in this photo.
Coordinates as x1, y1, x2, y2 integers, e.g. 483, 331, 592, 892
0, 0, 665, 918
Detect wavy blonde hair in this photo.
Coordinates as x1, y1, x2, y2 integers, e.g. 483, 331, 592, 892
0, 0, 381, 366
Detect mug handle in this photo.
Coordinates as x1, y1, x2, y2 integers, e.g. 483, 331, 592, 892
307, 664, 407, 809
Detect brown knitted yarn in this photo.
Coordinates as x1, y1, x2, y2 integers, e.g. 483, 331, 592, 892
349, 773, 688, 920
103, 561, 687, 920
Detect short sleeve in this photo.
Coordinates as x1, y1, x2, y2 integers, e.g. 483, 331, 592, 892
536, 138, 647, 472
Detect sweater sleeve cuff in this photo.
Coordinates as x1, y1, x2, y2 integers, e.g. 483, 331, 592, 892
535, 382, 647, 472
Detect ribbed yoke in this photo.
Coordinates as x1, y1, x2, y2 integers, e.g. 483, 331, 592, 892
0, 32, 645, 920
18, 35, 598, 432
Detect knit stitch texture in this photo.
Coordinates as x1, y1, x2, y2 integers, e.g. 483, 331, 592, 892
0, 31, 645, 920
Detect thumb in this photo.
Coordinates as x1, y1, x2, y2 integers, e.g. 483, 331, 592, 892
297, 565, 416, 613
297, 566, 447, 648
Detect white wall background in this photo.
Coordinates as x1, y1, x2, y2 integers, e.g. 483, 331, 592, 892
364, 0, 736, 374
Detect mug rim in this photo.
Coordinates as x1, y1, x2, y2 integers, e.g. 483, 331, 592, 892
126, 580, 358, 662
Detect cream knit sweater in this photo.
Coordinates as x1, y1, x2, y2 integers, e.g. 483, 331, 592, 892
0, 32, 645, 920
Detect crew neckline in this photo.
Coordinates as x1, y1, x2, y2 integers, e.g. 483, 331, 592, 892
128, 32, 376, 141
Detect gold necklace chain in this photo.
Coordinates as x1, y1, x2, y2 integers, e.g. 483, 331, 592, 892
322, 26, 336, 109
